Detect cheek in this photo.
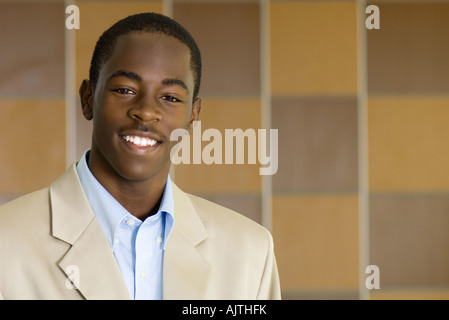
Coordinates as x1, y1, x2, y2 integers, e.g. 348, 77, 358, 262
92, 104, 121, 142
164, 107, 193, 131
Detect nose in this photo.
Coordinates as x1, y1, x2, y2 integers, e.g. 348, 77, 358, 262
128, 94, 161, 123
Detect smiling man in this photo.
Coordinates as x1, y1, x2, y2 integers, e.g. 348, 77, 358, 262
0, 12, 281, 300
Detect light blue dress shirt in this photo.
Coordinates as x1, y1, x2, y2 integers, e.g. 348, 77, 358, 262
76, 151, 174, 300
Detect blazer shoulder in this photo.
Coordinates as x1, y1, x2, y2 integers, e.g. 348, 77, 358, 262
0, 187, 50, 224
0, 187, 52, 247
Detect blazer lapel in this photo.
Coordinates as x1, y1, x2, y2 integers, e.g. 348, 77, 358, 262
163, 183, 211, 299
50, 164, 130, 300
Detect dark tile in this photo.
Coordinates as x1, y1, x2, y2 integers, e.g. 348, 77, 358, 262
367, 2, 449, 94
174, 3, 260, 97
198, 194, 262, 224
272, 97, 358, 193
370, 194, 449, 286
0, 3, 65, 96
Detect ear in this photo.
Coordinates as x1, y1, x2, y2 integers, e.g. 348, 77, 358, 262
79, 79, 94, 120
188, 97, 202, 133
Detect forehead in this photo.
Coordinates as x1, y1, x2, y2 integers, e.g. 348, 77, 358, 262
100, 31, 193, 84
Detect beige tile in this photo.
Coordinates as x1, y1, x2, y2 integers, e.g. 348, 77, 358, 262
368, 97, 449, 191
273, 194, 359, 291
367, 2, 449, 94
174, 2, 260, 97
270, 1, 358, 95
272, 97, 358, 193
0, 99, 66, 194
370, 194, 449, 287
0, 3, 65, 96
369, 287, 449, 300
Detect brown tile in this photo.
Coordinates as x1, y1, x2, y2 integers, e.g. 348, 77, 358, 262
173, 3, 260, 97
0, 3, 65, 96
197, 194, 262, 225
0, 99, 66, 194
272, 97, 358, 193
367, 2, 449, 94
370, 194, 449, 286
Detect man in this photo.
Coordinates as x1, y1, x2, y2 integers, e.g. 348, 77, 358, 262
0, 12, 280, 300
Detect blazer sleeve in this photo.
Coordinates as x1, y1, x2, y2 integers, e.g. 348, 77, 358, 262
256, 229, 282, 300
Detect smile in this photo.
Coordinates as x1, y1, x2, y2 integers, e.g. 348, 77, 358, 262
121, 135, 158, 147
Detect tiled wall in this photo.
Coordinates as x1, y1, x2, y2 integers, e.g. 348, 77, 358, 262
1, 0, 449, 300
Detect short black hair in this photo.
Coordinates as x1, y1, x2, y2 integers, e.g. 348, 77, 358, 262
89, 12, 202, 100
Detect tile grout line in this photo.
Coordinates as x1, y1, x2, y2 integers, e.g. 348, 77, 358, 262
260, 0, 272, 232
65, 0, 77, 168
357, 0, 370, 301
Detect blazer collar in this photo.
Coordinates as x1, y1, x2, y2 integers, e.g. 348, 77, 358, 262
163, 182, 211, 299
50, 163, 211, 300
50, 163, 130, 300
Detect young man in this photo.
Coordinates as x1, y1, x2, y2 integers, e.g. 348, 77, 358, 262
0, 13, 280, 300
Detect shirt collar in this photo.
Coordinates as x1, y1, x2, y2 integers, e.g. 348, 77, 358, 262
76, 150, 174, 249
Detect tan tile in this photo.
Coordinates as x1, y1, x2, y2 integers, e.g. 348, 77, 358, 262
0, 99, 66, 194
173, 98, 262, 194
174, 3, 260, 97
272, 97, 358, 193
273, 194, 359, 291
368, 97, 449, 191
369, 288, 449, 300
270, 1, 358, 95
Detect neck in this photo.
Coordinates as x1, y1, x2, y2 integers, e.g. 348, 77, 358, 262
86, 152, 169, 221
107, 177, 167, 221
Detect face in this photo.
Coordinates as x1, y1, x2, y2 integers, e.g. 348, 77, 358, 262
79, 32, 201, 185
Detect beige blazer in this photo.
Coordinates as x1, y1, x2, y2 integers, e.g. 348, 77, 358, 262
0, 163, 281, 300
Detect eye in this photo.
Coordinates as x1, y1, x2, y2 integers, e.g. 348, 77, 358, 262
113, 88, 136, 95
161, 95, 182, 103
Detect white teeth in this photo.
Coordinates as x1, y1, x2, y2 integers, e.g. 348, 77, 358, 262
122, 135, 157, 147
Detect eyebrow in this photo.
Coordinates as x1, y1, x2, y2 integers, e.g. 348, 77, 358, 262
161, 78, 188, 91
108, 70, 142, 82
108, 70, 188, 92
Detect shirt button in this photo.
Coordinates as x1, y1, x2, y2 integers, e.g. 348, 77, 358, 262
155, 236, 163, 244
126, 219, 135, 227
114, 238, 120, 245
140, 270, 146, 279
